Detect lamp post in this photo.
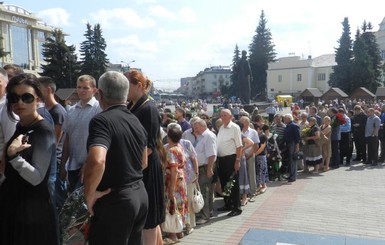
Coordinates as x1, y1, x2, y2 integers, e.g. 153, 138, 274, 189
120, 60, 135, 73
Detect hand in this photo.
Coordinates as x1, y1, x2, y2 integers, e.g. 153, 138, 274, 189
234, 160, 240, 172
59, 164, 67, 181
207, 168, 214, 178
86, 188, 111, 216
7, 135, 31, 157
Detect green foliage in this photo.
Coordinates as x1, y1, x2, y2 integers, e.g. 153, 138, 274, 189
351, 21, 382, 93
40, 29, 80, 89
329, 17, 353, 93
229, 44, 240, 97
248, 10, 277, 100
79, 23, 109, 83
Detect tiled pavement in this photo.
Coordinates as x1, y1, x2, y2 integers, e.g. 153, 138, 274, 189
179, 162, 385, 244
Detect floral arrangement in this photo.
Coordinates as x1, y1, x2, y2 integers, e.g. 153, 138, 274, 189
301, 127, 311, 145
331, 113, 346, 128
222, 172, 236, 196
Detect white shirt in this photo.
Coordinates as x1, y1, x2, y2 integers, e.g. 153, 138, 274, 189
217, 121, 242, 157
242, 127, 260, 155
195, 128, 217, 166
0, 96, 17, 157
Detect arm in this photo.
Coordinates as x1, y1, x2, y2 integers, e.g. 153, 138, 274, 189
242, 137, 254, 152
142, 147, 148, 170
206, 155, 216, 178
84, 146, 111, 216
234, 146, 242, 172
168, 166, 177, 199
255, 142, 266, 156
60, 133, 69, 181
54, 125, 63, 145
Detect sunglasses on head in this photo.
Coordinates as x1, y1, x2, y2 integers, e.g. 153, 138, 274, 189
7, 93, 36, 104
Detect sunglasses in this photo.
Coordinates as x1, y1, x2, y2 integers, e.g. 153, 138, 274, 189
8, 93, 36, 104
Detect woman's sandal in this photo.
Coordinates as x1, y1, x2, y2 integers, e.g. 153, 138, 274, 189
163, 238, 179, 245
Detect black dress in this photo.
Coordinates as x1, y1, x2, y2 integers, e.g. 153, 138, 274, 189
0, 120, 58, 245
128, 95, 165, 228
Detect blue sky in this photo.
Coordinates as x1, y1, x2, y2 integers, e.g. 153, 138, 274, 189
8, 0, 385, 90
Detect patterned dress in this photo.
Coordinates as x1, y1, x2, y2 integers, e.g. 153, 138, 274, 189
164, 144, 189, 225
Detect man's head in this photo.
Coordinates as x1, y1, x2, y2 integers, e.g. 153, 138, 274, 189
175, 107, 186, 120
3, 64, 24, 80
284, 114, 293, 124
367, 108, 375, 117
273, 114, 283, 125
37, 76, 56, 100
0, 67, 9, 98
98, 71, 129, 109
239, 116, 250, 129
242, 50, 247, 57
220, 108, 232, 126
192, 118, 207, 135
76, 75, 97, 103
310, 106, 317, 115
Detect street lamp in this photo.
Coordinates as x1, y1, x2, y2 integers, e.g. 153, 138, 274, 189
120, 60, 135, 72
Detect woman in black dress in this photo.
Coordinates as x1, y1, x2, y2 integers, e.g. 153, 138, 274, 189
0, 75, 58, 244
125, 69, 165, 245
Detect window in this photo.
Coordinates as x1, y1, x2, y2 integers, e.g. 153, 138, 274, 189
317, 73, 326, 81
278, 75, 282, 82
297, 74, 302, 82
10, 25, 29, 68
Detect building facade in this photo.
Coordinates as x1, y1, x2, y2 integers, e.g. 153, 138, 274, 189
0, 4, 58, 73
266, 54, 336, 99
183, 65, 231, 99
375, 17, 385, 60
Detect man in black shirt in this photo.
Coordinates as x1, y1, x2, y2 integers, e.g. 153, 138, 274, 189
84, 71, 148, 245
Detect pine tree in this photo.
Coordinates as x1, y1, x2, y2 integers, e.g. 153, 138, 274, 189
40, 29, 80, 88
351, 22, 383, 93
248, 10, 277, 100
79, 23, 109, 83
229, 44, 241, 97
329, 17, 353, 93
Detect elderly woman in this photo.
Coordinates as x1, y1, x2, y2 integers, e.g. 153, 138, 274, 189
320, 116, 332, 171
298, 112, 309, 171
163, 125, 189, 244
304, 117, 323, 173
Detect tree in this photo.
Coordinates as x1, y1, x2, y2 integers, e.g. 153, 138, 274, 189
329, 17, 353, 93
226, 44, 241, 98
248, 10, 277, 100
351, 21, 383, 93
79, 23, 109, 83
40, 29, 80, 89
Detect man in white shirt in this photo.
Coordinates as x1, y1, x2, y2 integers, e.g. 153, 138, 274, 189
193, 118, 217, 224
216, 109, 243, 216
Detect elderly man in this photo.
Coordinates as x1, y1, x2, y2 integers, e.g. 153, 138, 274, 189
84, 71, 148, 245
283, 114, 300, 182
365, 108, 381, 166
193, 118, 217, 225
216, 109, 243, 216
239, 116, 259, 198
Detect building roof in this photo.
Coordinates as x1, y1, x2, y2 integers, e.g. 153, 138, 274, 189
310, 54, 336, 67
376, 87, 385, 97
322, 87, 348, 98
55, 88, 76, 100
299, 88, 323, 98
351, 87, 375, 98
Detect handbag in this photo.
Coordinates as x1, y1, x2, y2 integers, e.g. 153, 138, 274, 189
161, 197, 183, 233
292, 151, 303, 160
191, 183, 204, 213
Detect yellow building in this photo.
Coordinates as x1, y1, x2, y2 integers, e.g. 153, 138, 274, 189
0, 3, 58, 73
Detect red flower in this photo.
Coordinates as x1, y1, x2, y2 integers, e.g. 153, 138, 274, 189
332, 113, 346, 127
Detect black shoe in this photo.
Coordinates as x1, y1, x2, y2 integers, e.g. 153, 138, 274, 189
363, 161, 371, 165
287, 179, 296, 183
371, 162, 378, 166
227, 209, 242, 217
353, 158, 361, 161
217, 206, 232, 212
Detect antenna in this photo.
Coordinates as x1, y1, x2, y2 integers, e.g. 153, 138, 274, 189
308, 40, 312, 56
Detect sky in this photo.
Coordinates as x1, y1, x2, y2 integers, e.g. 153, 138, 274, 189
7, 0, 385, 91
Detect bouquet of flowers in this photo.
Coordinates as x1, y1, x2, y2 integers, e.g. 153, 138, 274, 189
301, 127, 311, 145
222, 172, 236, 196
331, 113, 346, 128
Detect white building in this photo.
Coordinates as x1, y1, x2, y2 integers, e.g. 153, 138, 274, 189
266, 54, 336, 99
183, 66, 231, 98
375, 17, 385, 60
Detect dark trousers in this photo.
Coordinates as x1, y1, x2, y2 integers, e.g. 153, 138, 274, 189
366, 136, 379, 164
379, 138, 385, 161
286, 142, 297, 181
331, 140, 340, 167
218, 154, 241, 211
198, 165, 213, 220
339, 132, 352, 164
89, 181, 148, 245
67, 169, 82, 193
354, 133, 366, 161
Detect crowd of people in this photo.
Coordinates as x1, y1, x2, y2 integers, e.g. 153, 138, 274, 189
0, 63, 383, 245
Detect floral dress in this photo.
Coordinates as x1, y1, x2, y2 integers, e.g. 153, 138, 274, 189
164, 144, 189, 225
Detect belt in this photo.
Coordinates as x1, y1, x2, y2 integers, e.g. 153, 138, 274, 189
199, 165, 206, 169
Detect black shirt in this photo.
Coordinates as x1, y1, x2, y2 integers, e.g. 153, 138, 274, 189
87, 105, 147, 191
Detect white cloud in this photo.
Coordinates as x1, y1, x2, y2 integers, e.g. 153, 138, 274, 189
89, 8, 155, 29
110, 35, 159, 53
149, 5, 176, 20
178, 8, 197, 23
158, 28, 192, 39
37, 8, 70, 27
